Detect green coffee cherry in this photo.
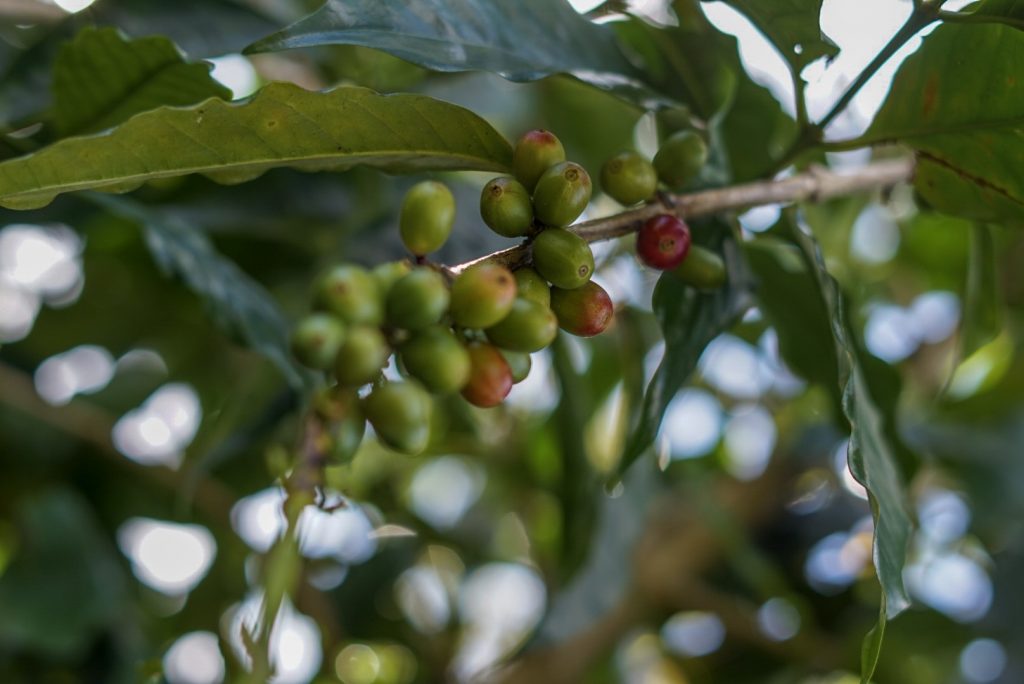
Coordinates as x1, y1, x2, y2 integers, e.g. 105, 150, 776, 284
672, 244, 727, 289
363, 380, 432, 455
386, 268, 450, 331
550, 281, 614, 337
400, 326, 471, 394
315, 265, 382, 325
290, 313, 346, 370
513, 267, 550, 307
373, 260, 412, 299
485, 298, 558, 353
531, 228, 595, 290
601, 151, 657, 205
512, 129, 566, 192
653, 130, 708, 190
323, 389, 365, 463
532, 161, 592, 227
334, 325, 389, 386
450, 262, 517, 329
462, 343, 513, 408
480, 177, 534, 238
501, 350, 532, 384
400, 181, 455, 256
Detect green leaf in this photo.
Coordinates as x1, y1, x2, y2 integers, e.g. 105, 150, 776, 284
860, 605, 886, 684
0, 83, 512, 210
722, 0, 838, 67
52, 27, 230, 136
963, 224, 1003, 357
89, 194, 313, 391
866, 19, 1024, 221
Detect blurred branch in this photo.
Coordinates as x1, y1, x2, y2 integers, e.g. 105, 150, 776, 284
448, 158, 915, 275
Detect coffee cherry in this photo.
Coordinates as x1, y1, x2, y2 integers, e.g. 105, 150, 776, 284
334, 325, 389, 386
450, 262, 517, 329
386, 267, 450, 331
532, 228, 595, 290
315, 265, 382, 325
480, 177, 534, 238
363, 380, 432, 455
672, 243, 727, 290
501, 350, 532, 384
291, 313, 346, 370
513, 129, 566, 192
533, 162, 592, 227
400, 326, 471, 394
653, 130, 708, 190
485, 298, 558, 352
373, 260, 412, 299
601, 151, 657, 205
400, 181, 455, 256
322, 389, 365, 463
637, 215, 691, 270
462, 343, 513, 408
550, 281, 613, 337
513, 267, 550, 307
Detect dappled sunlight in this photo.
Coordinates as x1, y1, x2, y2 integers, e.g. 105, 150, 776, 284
960, 638, 1007, 684
408, 456, 485, 531
117, 518, 216, 596
163, 631, 226, 684
112, 383, 201, 468
228, 594, 322, 684
757, 597, 801, 642
34, 345, 115, 406
661, 611, 726, 657
659, 388, 723, 459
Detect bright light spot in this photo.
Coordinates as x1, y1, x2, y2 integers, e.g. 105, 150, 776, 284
909, 291, 960, 345
506, 349, 558, 413
700, 334, 776, 399
229, 595, 322, 684
232, 488, 287, 553
805, 530, 871, 593
724, 404, 776, 480
566, 0, 603, 12
117, 518, 216, 595
164, 631, 225, 684
918, 489, 970, 545
208, 54, 259, 99
0, 224, 83, 298
34, 345, 116, 405
396, 565, 451, 634
112, 383, 201, 468
960, 639, 1007, 683
0, 284, 41, 342
597, 255, 648, 309
409, 457, 485, 531
738, 204, 782, 233
850, 205, 900, 264
834, 440, 868, 500
55, 0, 97, 12
906, 553, 992, 622
757, 598, 801, 641
864, 304, 917, 363
661, 611, 726, 657
660, 388, 723, 459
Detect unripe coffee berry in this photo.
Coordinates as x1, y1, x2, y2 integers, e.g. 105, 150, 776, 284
637, 215, 691, 270
462, 343, 513, 408
513, 267, 550, 307
363, 380, 433, 455
450, 262, 517, 329
513, 129, 566, 192
334, 325, 389, 386
315, 264, 382, 325
485, 298, 558, 353
386, 267, 450, 331
400, 326, 471, 394
550, 281, 613, 337
601, 151, 657, 205
532, 162, 592, 227
532, 228, 595, 290
672, 243, 727, 290
291, 313, 346, 370
501, 350, 532, 384
653, 130, 708, 190
400, 181, 455, 256
373, 260, 412, 299
480, 177, 534, 238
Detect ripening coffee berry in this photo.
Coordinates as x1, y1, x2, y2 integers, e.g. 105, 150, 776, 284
324, 389, 365, 463
485, 298, 558, 353
363, 380, 433, 455
400, 326, 471, 394
653, 130, 708, 190
450, 262, 517, 329
501, 350, 532, 384
513, 267, 550, 307
513, 129, 566, 192
315, 265, 382, 325
373, 260, 412, 299
532, 228, 595, 290
550, 281, 613, 337
672, 244, 727, 290
461, 343, 513, 408
601, 151, 657, 205
291, 313, 346, 370
334, 325, 389, 386
400, 181, 455, 256
386, 268, 450, 331
480, 177, 534, 238
637, 215, 692, 270
532, 162, 592, 227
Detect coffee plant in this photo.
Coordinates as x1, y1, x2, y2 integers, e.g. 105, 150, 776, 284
1, 1, 1023, 683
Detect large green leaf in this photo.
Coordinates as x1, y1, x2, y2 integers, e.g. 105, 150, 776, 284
0, 83, 512, 210
722, 0, 838, 67
866, 18, 1024, 221
52, 27, 230, 136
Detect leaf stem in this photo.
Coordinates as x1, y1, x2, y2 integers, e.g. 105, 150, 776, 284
937, 9, 1024, 31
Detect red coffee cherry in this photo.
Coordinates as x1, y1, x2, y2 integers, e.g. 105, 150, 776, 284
461, 343, 513, 408
636, 215, 691, 270
549, 281, 613, 337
